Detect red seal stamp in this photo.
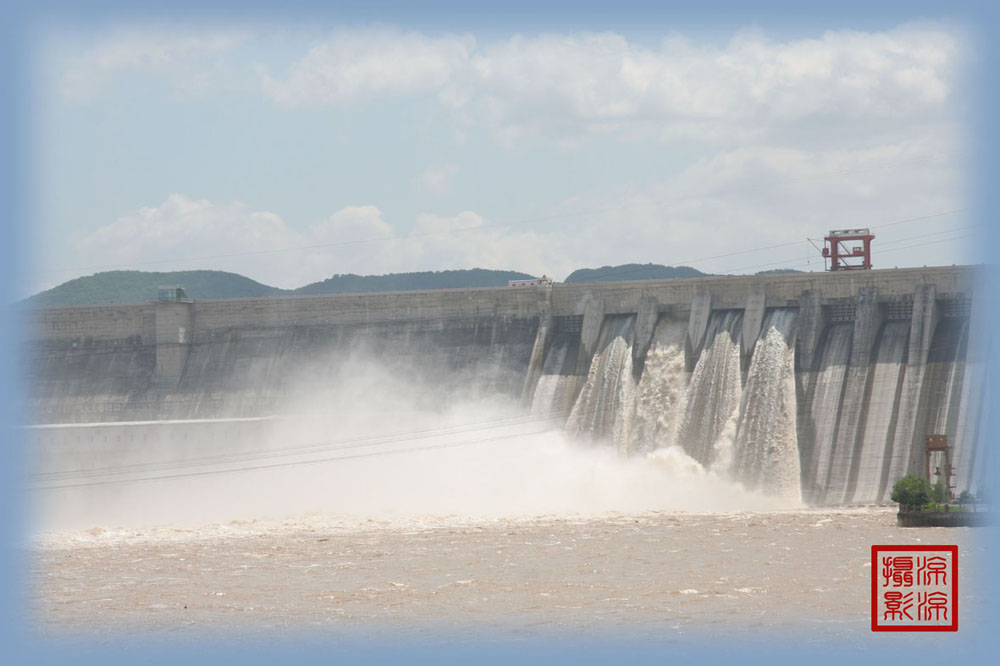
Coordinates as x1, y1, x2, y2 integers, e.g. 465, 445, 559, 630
871, 545, 957, 631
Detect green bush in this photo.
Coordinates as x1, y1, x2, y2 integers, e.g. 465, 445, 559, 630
891, 475, 932, 509
931, 480, 950, 504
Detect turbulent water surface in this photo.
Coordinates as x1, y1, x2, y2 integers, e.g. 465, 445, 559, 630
30, 508, 985, 645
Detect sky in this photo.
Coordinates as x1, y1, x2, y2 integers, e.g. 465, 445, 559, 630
25, 12, 976, 296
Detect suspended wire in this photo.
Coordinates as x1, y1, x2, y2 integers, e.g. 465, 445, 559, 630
31, 408, 571, 483
717, 224, 976, 274
30, 413, 586, 491
535, 209, 969, 283
31, 394, 608, 487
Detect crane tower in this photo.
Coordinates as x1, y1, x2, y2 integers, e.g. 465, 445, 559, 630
822, 228, 875, 271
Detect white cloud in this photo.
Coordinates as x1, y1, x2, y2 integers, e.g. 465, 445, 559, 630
259, 29, 475, 106
532, 135, 966, 275
72, 130, 966, 291
259, 24, 963, 144
76, 195, 305, 281
414, 164, 459, 196
309, 205, 393, 242
53, 23, 965, 148
48, 21, 970, 291
58, 27, 248, 102
71, 192, 567, 287
73, 196, 541, 288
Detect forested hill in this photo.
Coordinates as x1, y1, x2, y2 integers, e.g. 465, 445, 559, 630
26, 264, 803, 307
294, 269, 535, 295
24, 270, 289, 307
563, 264, 712, 282
26, 268, 535, 307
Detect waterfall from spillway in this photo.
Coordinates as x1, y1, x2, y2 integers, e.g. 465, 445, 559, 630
626, 318, 690, 455
733, 309, 801, 502
676, 311, 743, 469
566, 316, 636, 454
544, 300, 978, 507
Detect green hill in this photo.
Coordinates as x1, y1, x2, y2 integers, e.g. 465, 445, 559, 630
25, 270, 288, 307
564, 264, 712, 283
564, 264, 806, 282
24, 268, 538, 307
755, 268, 805, 275
25, 264, 809, 307
294, 269, 536, 295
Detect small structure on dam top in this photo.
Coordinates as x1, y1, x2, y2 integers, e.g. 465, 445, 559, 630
157, 285, 192, 302
821, 228, 875, 271
508, 276, 553, 287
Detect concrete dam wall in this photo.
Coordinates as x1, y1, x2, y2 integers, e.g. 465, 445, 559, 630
23, 266, 986, 505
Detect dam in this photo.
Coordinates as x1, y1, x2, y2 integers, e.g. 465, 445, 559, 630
22, 266, 987, 506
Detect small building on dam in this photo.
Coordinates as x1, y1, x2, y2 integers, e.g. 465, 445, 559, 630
21, 265, 987, 506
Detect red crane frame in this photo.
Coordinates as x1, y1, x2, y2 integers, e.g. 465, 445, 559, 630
822, 228, 875, 271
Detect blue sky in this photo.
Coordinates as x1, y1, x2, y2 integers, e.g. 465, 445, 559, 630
24, 9, 976, 295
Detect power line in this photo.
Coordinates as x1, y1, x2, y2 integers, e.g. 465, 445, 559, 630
29, 400, 617, 488
32, 409, 570, 482
30, 421, 570, 491
874, 209, 969, 229
555, 209, 969, 282
714, 222, 975, 274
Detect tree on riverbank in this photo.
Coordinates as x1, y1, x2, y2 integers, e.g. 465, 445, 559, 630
890, 475, 932, 510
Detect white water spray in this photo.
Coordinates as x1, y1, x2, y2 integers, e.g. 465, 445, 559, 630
626, 318, 689, 454
566, 317, 636, 454
677, 312, 743, 469
733, 309, 801, 502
